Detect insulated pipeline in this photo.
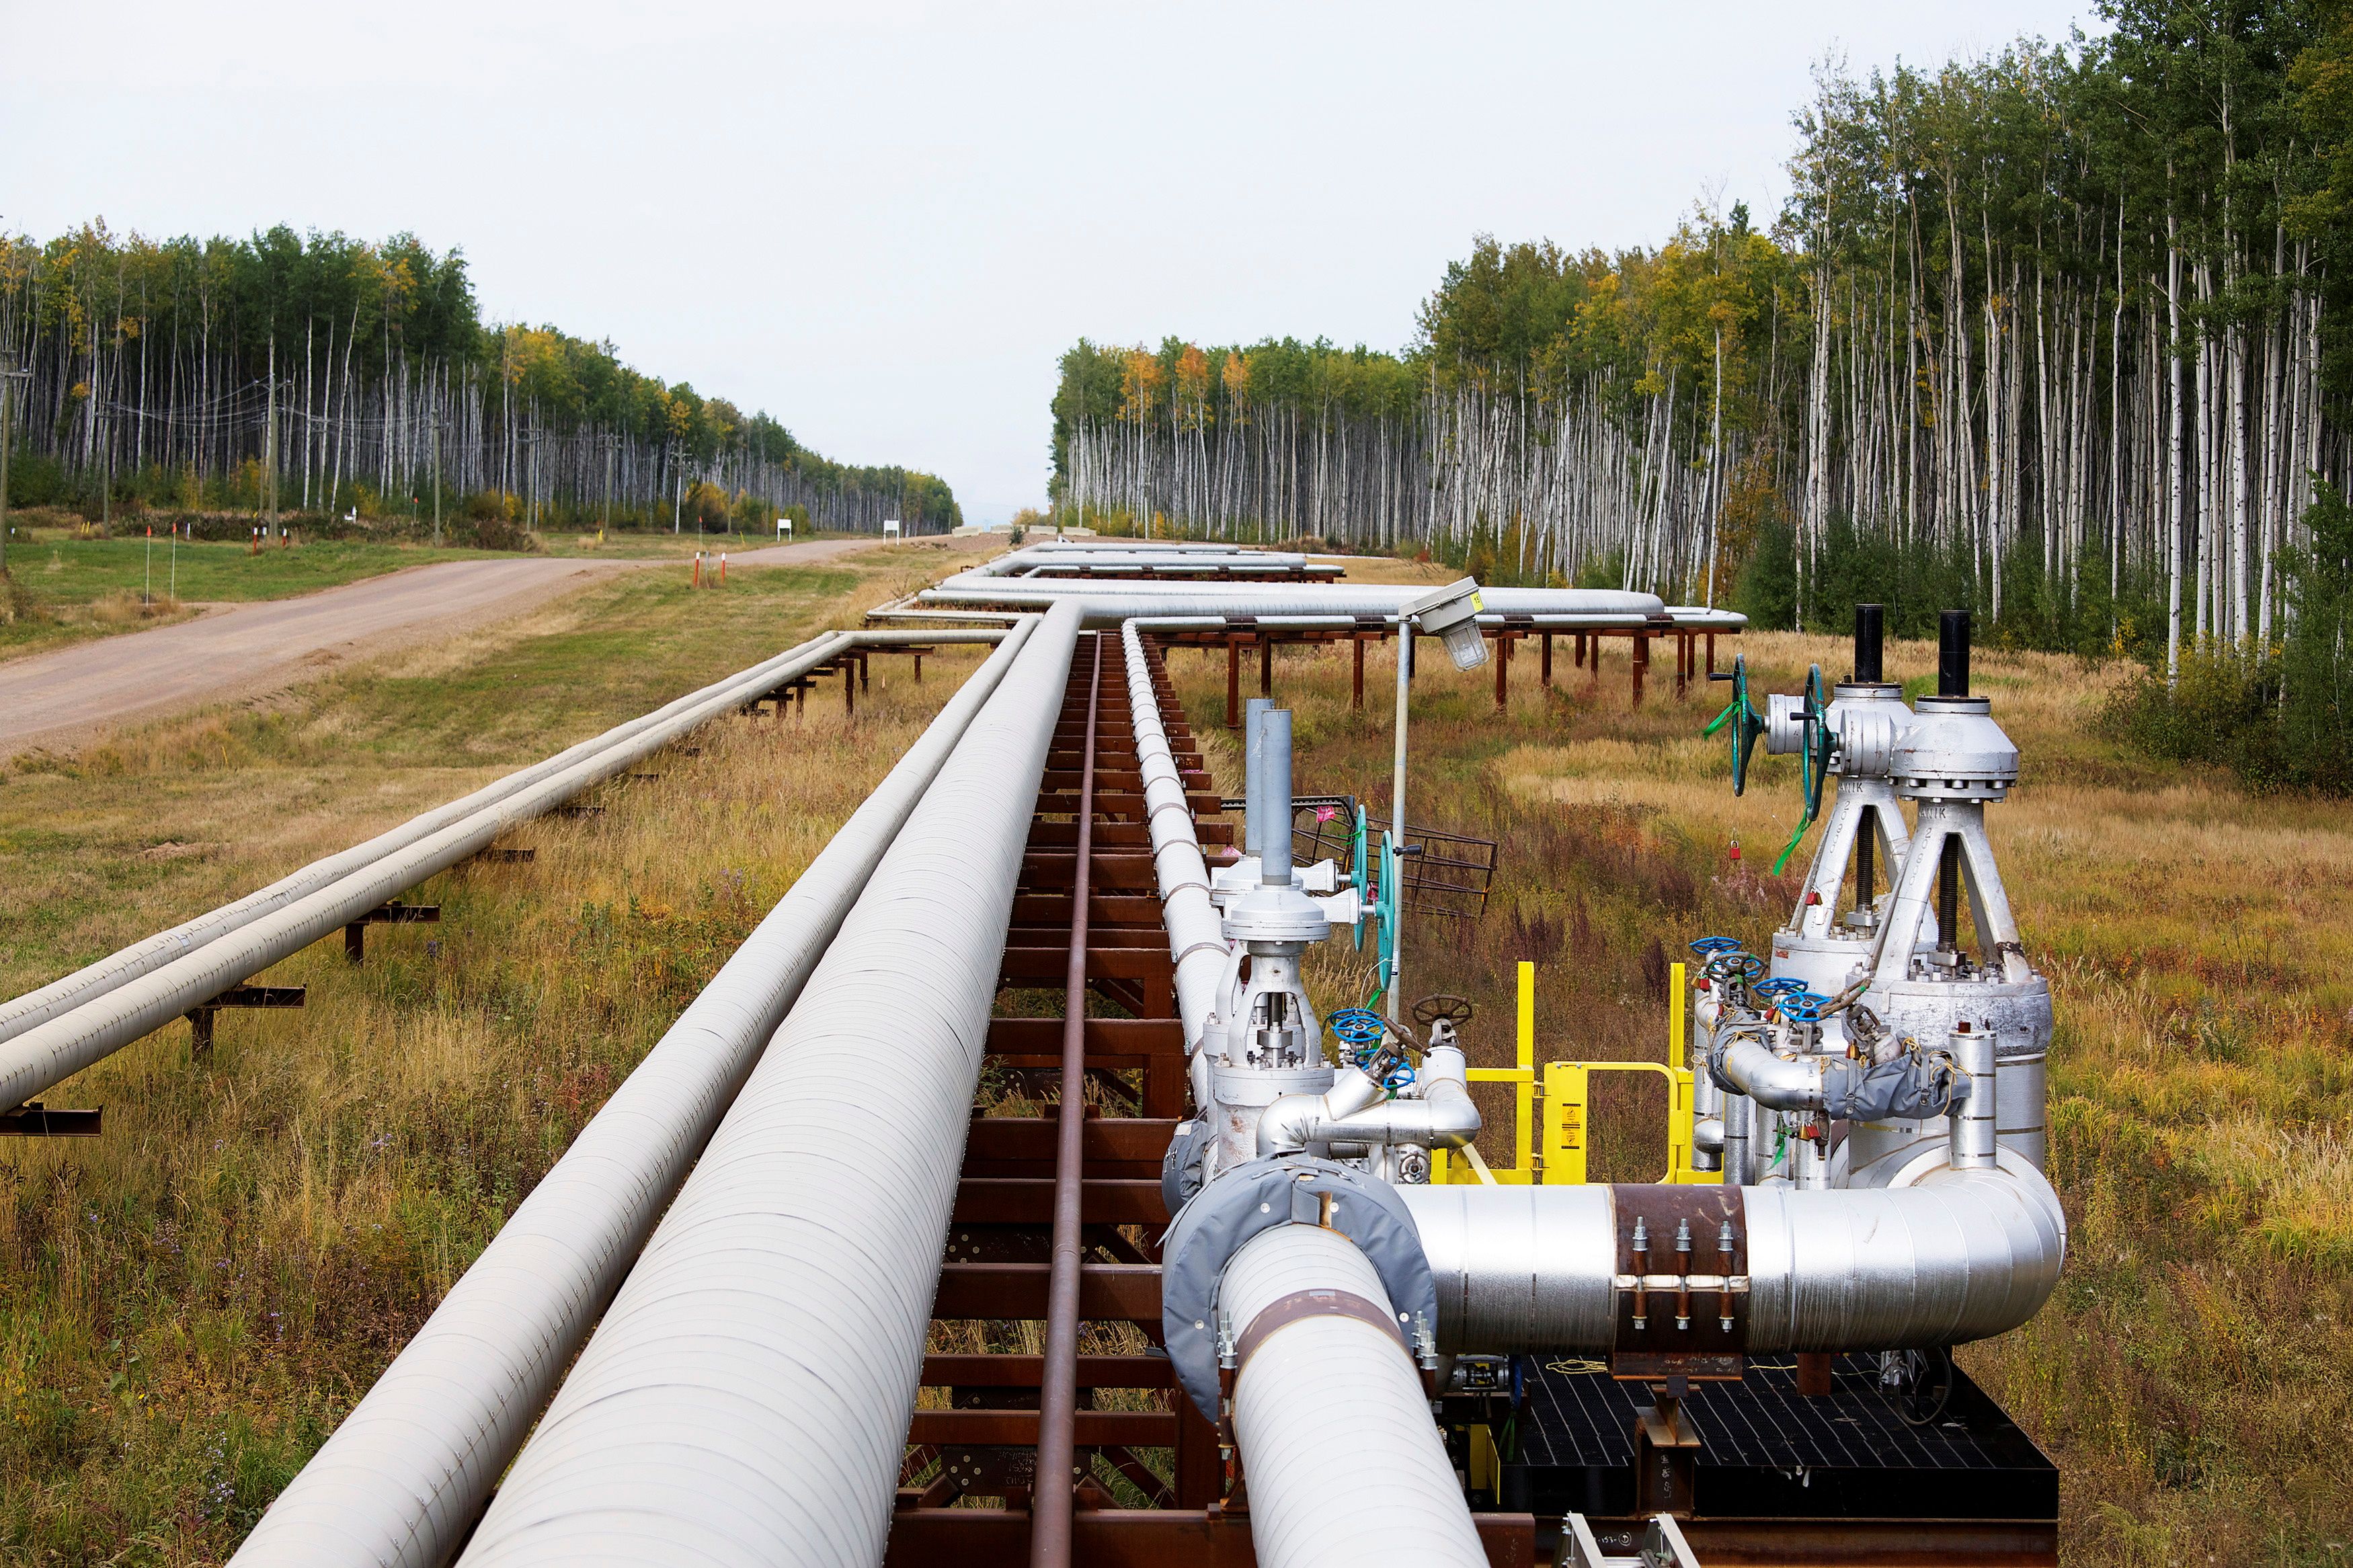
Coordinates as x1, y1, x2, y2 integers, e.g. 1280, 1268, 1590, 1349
1221, 1224, 1486, 1568
920, 576, 1681, 628
0, 630, 1003, 1112
1121, 620, 1229, 1057
1400, 1163, 2066, 1353
0, 629, 855, 1048
227, 618, 1041, 1568
456, 600, 1084, 1568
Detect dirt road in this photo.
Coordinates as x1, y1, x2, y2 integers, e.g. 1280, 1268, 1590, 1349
0, 538, 891, 757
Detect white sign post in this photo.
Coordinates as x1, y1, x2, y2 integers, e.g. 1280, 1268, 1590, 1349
776, 518, 794, 541
883, 518, 902, 540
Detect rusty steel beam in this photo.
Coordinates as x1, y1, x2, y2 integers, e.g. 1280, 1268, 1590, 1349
952, 1178, 1168, 1226
934, 1262, 1162, 1321
921, 1353, 1175, 1389
883, 1509, 1539, 1568
1033, 634, 1103, 1568
961, 1117, 1179, 1176
910, 1409, 1175, 1449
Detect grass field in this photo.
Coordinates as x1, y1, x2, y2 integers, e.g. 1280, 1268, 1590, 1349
0, 519, 929, 665
1, 548, 2346, 1562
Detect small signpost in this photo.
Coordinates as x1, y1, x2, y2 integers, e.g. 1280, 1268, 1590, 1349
777, 518, 794, 541
883, 518, 902, 540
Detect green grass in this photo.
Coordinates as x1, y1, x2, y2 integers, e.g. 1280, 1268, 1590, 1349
3, 535, 506, 610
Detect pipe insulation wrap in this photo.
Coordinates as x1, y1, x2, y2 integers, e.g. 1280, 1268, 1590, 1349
457, 600, 1084, 1568
0, 630, 1004, 1111
1220, 1225, 1486, 1568
1398, 1164, 2065, 1353
1122, 620, 1230, 1054
0, 629, 850, 1048
227, 617, 1041, 1568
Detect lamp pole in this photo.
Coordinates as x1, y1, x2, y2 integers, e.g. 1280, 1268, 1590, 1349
1388, 620, 1413, 1022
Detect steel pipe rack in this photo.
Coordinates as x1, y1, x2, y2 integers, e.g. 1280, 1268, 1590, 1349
457, 602, 1084, 1566
228, 618, 1043, 1568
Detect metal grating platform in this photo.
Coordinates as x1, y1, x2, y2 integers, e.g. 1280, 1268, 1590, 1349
1505, 1353, 2058, 1526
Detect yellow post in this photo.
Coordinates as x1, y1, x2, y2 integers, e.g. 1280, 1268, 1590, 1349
1516, 961, 1536, 1178
1542, 1061, 1589, 1184
1670, 960, 1686, 1067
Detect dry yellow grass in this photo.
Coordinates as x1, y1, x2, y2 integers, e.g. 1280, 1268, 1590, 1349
7, 568, 2350, 1561
0, 554, 988, 1561
1158, 624, 2353, 1563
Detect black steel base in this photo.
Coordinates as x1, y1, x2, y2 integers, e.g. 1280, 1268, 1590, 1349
1502, 1353, 2057, 1525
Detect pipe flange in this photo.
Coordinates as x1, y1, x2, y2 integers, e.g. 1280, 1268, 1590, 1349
1160, 1156, 1435, 1421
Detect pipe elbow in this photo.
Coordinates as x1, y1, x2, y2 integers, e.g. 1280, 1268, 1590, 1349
1718, 1037, 1825, 1112
1256, 1092, 1323, 1157
1408, 1077, 1483, 1149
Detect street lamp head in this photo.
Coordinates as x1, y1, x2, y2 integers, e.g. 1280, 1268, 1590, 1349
1402, 577, 1490, 671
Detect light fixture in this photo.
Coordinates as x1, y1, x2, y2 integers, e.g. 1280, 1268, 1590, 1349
1402, 578, 1490, 671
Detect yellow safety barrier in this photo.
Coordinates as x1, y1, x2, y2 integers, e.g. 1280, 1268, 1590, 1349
1437, 959, 1720, 1186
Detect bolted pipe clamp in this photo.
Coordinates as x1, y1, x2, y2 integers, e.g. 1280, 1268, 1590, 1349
1160, 1156, 1436, 1421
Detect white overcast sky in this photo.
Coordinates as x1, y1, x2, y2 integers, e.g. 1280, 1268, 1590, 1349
4, 1, 2097, 524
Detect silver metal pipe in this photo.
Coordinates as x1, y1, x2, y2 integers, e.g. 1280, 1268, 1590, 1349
1721, 1092, 1756, 1184
229, 618, 1042, 1568
1245, 696, 1272, 862
1400, 1161, 2065, 1353
1261, 708, 1293, 888
456, 600, 1084, 1567
1221, 1223, 1486, 1568
1714, 1036, 1827, 1112
1950, 1026, 1998, 1169
1257, 1048, 1480, 1157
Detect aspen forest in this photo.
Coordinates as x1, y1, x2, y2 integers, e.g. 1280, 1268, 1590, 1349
0, 224, 961, 537
1052, 1, 2353, 788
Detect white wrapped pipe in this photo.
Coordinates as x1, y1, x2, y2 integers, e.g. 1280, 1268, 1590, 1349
456, 601, 1084, 1567
1122, 618, 1230, 1057
1221, 1224, 1486, 1568
0, 630, 854, 1048
924, 575, 1673, 626
226, 618, 1039, 1568
0, 630, 1006, 1112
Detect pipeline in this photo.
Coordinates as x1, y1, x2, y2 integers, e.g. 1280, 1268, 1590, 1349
1122, 620, 1229, 1058
1399, 1164, 2066, 1354
1220, 1223, 1486, 1568
0, 628, 854, 1049
0, 628, 1003, 1114
921, 572, 1696, 629
227, 617, 1041, 1568
1256, 1046, 1481, 1158
455, 600, 1084, 1567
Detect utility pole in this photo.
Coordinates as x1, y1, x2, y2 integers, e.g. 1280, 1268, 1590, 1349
264, 340, 279, 535
0, 360, 29, 575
